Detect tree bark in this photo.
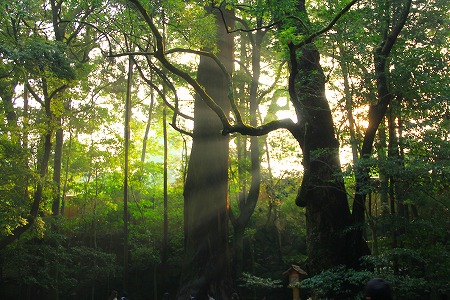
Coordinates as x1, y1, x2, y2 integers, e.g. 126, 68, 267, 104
178, 6, 234, 300
52, 124, 63, 216
290, 42, 368, 274
123, 55, 133, 292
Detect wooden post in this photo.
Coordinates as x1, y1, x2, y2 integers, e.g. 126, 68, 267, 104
283, 265, 307, 300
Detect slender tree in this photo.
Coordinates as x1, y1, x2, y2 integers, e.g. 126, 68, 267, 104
123, 55, 134, 291
352, 0, 412, 230
228, 5, 267, 278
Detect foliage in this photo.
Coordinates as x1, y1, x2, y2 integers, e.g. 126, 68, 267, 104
301, 265, 371, 299
238, 272, 283, 289
1, 232, 119, 296
0, 135, 34, 236
0, 0, 449, 298
0, 39, 76, 80
301, 249, 449, 299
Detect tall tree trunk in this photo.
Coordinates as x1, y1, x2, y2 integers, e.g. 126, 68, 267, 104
50, 0, 65, 218
163, 104, 169, 261
290, 41, 368, 274
123, 55, 133, 292
230, 27, 264, 279
136, 78, 156, 203
352, 0, 412, 232
179, 6, 234, 300
52, 123, 63, 216
141, 90, 155, 163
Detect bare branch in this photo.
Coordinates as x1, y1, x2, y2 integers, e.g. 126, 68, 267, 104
294, 0, 360, 49
165, 47, 244, 124
258, 60, 287, 104
25, 83, 44, 106
133, 57, 194, 122
170, 122, 193, 137
114, 0, 232, 127
127, 0, 299, 138
380, 0, 412, 56
222, 118, 296, 136
49, 84, 68, 101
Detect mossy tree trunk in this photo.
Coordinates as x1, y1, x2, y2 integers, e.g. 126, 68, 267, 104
290, 42, 369, 274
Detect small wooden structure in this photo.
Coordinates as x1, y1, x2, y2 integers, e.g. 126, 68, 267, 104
283, 265, 308, 300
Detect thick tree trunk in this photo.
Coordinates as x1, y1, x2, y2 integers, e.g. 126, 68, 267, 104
179, 7, 234, 300
290, 43, 369, 274
287, 4, 368, 274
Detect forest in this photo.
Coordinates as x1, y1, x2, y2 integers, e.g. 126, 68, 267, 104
0, 0, 449, 299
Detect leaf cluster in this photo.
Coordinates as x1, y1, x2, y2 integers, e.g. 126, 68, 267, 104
238, 272, 283, 289
0, 39, 76, 80
2, 233, 119, 293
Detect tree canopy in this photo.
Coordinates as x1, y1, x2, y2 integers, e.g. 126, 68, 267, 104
0, 0, 449, 299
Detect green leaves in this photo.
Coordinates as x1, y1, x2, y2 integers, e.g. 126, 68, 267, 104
0, 135, 33, 236
2, 235, 119, 293
3, 39, 76, 80
165, 2, 218, 51
239, 272, 283, 289
301, 266, 371, 299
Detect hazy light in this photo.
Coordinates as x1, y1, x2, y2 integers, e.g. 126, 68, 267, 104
276, 110, 298, 122
277, 97, 288, 107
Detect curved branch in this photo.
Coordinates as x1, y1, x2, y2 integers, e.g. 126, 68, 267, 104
25, 83, 44, 106
135, 62, 194, 136
108, 47, 234, 124
141, 56, 194, 121
294, 0, 360, 49
121, 1, 236, 127
169, 122, 193, 137
222, 118, 296, 136
380, 0, 412, 56
165, 47, 244, 124
127, 0, 298, 138
258, 60, 287, 104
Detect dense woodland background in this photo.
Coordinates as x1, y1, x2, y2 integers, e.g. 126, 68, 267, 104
0, 0, 449, 299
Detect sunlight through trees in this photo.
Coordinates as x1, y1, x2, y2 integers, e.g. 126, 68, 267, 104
0, 0, 449, 299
